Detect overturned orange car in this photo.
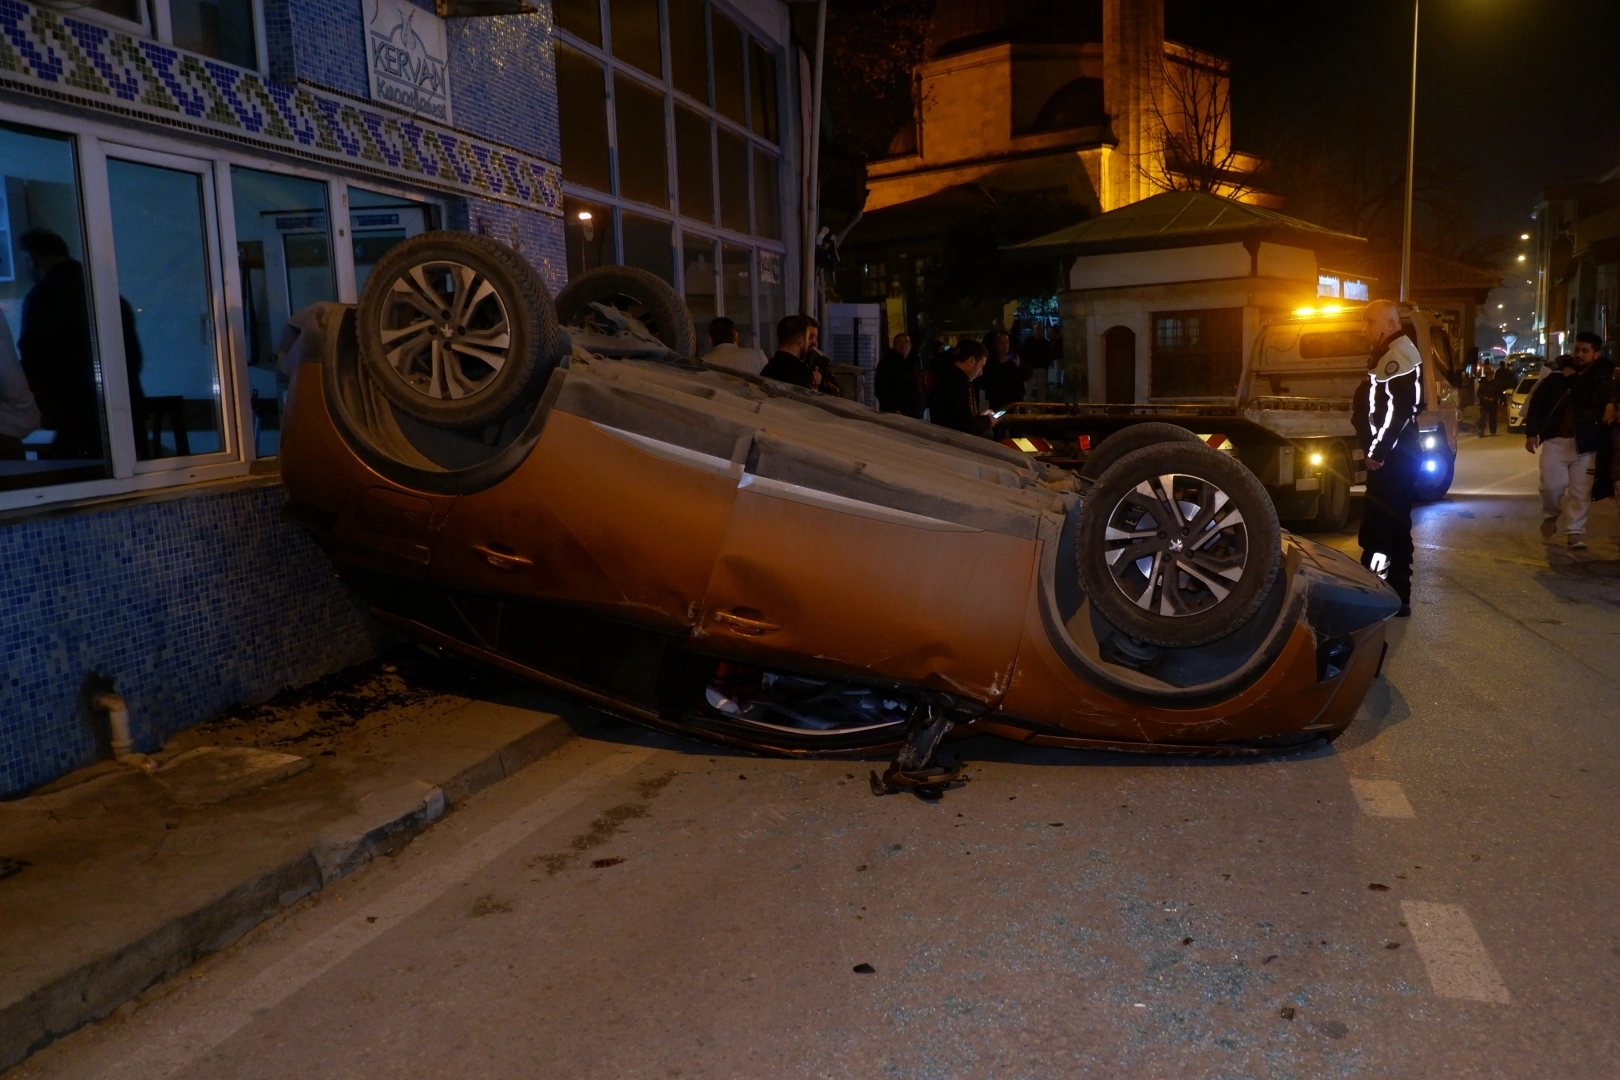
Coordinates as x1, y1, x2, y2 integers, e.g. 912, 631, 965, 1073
279, 233, 1397, 777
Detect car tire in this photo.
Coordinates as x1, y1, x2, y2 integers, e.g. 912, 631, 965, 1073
1080, 422, 1204, 481
1077, 441, 1282, 648
357, 231, 564, 430
555, 265, 698, 358
1315, 445, 1353, 532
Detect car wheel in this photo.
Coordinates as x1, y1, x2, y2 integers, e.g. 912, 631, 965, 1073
555, 265, 698, 358
357, 231, 563, 430
1077, 441, 1282, 648
1315, 446, 1352, 532
1080, 422, 1204, 481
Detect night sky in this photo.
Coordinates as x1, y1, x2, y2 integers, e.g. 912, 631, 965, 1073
1166, 0, 1620, 239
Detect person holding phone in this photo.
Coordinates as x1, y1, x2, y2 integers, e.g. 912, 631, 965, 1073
929, 339, 995, 436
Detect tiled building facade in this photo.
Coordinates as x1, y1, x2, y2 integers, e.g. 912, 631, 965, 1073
1, 0, 800, 796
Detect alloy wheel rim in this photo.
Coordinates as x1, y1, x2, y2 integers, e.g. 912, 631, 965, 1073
378, 259, 512, 400
1101, 472, 1249, 618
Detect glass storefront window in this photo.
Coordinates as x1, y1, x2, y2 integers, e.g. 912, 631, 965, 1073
558, 44, 613, 195
231, 167, 335, 458
622, 212, 673, 283
757, 249, 785, 347
716, 129, 750, 234
85, 0, 142, 23
682, 234, 717, 333
748, 39, 778, 143
555, 0, 602, 46
348, 187, 434, 296
169, 0, 256, 68
107, 157, 222, 460
0, 122, 108, 490
669, 0, 708, 103
609, 0, 662, 78
564, 196, 614, 278
675, 106, 713, 223
614, 76, 669, 209
711, 12, 746, 125
751, 148, 779, 240
721, 242, 753, 348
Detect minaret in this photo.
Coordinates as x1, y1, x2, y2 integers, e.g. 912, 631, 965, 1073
1101, 0, 1165, 210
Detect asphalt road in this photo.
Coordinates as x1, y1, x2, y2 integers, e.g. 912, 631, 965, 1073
13, 435, 1620, 1080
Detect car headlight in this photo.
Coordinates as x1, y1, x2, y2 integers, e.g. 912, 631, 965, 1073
1422, 436, 1436, 449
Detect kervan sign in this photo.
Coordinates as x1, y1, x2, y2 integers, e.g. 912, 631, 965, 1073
364, 0, 453, 124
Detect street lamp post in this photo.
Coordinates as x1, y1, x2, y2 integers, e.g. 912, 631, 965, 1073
1400, 0, 1419, 303
802, 0, 827, 319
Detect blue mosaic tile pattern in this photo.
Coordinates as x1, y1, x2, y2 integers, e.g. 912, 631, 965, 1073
447, 195, 568, 294
0, 0, 561, 215
446, 6, 561, 163
0, 482, 392, 797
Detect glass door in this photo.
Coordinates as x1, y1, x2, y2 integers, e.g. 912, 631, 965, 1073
104, 147, 230, 464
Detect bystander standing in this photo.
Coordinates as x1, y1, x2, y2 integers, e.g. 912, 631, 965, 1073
1524, 333, 1614, 550
874, 332, 925, 418
929, 339, 993, 435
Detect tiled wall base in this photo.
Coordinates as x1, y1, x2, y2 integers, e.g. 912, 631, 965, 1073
0, 480, 392, 797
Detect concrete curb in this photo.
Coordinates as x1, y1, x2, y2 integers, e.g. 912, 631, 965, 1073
0, 713, 574, 1072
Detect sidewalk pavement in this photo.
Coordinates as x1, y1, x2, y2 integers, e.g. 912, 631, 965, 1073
0, 657, 584, 1072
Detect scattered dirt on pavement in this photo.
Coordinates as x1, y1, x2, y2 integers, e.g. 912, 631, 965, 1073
530, 771, 678, 876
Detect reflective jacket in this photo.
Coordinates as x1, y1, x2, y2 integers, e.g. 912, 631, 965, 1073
1352, 331, 1423, 464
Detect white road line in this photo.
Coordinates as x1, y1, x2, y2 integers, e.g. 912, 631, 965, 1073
1401, 901, 1510, 1003
1347, 778, 1417, 819
98, 744, 659, 1080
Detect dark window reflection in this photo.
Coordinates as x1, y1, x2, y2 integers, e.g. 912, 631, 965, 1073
716, 128, 749, 234
711, 13, 746, 124
169, 0, 257, 68
558, 44, 613, 195
675, 106, 713, 223
554, 0, 602, 45
752, 148, 779, 239
609, 0, 662, 77
621, 212, 672, 283
614, 77, 669, 208
669, 0, 708, 103
564, 195, 614, 278
748, 40, 778, 143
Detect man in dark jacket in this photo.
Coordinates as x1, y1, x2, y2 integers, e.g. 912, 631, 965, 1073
929, 340, 992, 435
1524, 332, 1613, 550
761, 314, 817, 389
978, 331, 1027, 411
1351, 300, 1423, 615
17, 228, 102, 459
1476, 362, 1502, 436
874, 332, 925, 418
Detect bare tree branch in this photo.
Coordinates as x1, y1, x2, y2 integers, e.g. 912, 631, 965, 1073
1134, 53, 1263, 201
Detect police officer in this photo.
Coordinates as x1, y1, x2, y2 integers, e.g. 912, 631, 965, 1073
1352, 299, 1423, 616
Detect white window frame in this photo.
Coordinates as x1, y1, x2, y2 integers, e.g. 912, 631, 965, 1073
68, 0, 270, 74
100, 142, 239, 475
0, 100, 446, 514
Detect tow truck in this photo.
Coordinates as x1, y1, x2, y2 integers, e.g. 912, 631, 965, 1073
1000, 303, 1461, 530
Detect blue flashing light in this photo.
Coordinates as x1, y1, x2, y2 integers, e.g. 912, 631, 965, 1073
1423, 459, 1438, 473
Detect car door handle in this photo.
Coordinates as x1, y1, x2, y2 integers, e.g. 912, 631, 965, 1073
712, 608, 781, 635
472, 543, 532, 571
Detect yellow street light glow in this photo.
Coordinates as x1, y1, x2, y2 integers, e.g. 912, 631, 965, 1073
1498, 303, 1504, 308
1309, 452, 1324, 466
1517, 254, 1526, 262
577, 211, 593, 221
1293, 306, 1315, 316
1520, 233, 1530, 240
1321, 304, 1343, 313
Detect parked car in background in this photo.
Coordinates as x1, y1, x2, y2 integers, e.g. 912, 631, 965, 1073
1507, 375, 1539, 433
